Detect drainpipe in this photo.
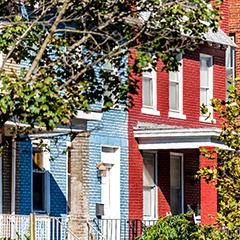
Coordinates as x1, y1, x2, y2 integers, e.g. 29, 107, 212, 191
11, 136, 16, 239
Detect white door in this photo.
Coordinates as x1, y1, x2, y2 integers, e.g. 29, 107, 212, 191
101, 147, 120, 239
143, 152, 157, 220
170, 153, 184, 215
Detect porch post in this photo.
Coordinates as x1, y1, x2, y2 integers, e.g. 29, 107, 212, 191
199, 146, 217, 224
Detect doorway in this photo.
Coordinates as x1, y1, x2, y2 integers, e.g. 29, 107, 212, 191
170, 153, 184, 215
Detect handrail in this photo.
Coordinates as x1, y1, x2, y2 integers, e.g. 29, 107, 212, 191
50, 216, 81, 240
87, 220, 107, 240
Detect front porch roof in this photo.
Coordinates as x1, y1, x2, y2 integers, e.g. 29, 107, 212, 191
133, 122, 226, 150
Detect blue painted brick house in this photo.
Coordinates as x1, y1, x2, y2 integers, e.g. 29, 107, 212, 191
88, 109, 129, 221
15, 133, 70, 217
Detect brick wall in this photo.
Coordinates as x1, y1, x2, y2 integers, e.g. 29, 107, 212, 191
199, 146, 217, 224
87, 108, 129, 220
68, 131, 90, 239
50, 135, 69, 216
16, 136, 32, 215
128, 44, 226, 220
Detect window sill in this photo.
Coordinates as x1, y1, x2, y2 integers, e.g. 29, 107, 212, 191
141, 107, 160, 116
199, 116, 216, 124
33, 210, 48, 215
168, 112, 186, 120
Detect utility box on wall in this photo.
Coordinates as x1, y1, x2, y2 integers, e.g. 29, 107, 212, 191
96, 203, 104, 217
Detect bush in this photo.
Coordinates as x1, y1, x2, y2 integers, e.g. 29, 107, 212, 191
138, 213, 237, 240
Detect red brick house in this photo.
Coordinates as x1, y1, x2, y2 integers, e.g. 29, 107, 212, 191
128, 1, 236, 225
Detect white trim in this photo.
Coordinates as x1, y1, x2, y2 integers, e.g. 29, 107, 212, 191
169, 54, 185, 117
11, 138, 16, 215
101, 146, 120, 219
142, 67, 159, 113
134, 127, 221, 138
138, 141, 228, 150
200, 54, 214, 122
75, 111, 103, 121
143, 151, 158, 220
141, 107, 160, 116
134, 127, 229, 150
11, 137, 16, 240
168, 112, 186, 120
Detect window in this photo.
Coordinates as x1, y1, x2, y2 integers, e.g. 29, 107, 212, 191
200, 54, 213, 122
141, 67, 160, 116
169, 54, 186, 119
143, 152, 157, 220
226, 35, 235, 98
102, 60, 120, 110
32, 140, 50, 213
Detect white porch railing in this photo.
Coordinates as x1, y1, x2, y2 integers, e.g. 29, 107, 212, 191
0, 214, 81, 240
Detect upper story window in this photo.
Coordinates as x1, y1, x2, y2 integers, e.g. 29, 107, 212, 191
226, 35, 235, 98
32, 140, 50, 213
200, 54, 214, 122
169, 54, 186, 119
141, 67, 160, 116
102, 60, 121, 110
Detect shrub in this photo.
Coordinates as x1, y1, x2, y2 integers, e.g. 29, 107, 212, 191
138, 213, 237, 240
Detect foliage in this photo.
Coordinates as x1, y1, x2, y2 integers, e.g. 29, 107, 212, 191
199, 78, 240, 234
0, 0, 223, 134
138, 213, 232, 240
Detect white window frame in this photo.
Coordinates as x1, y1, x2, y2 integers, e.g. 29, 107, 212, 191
168, 54, 186, 119
199, 54, 214, 123
32, 139, 50, 214
141, 67, 160, 116
226, 35, 235, 99
143, 151, 158, 220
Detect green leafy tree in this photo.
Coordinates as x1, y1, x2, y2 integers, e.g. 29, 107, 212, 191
138, 213, 232, 240
0, 0, 223, 134
199, 78, 240, 235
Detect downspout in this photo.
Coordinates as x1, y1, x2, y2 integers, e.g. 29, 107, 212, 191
11, 136, 16, 239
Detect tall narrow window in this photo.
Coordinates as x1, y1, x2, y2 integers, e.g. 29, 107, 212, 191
226, 35, 235, 98
141, 67, 160, 116
169, 54, 186, 119
143, 152, 157, 220
102, 60, 120, 109
200, 54, 213, 121
32, 140, 50, 213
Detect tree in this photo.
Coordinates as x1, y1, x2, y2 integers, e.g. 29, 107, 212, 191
0, 0, 223, 134
199, 78, 240, 235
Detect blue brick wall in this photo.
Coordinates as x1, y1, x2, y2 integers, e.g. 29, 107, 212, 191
88, 109, 129, 220
18, 134, 68, 216
19, 137, 32, 215
50, 134, 69, 216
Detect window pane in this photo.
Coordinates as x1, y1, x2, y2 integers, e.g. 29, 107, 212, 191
200, 59, 209, 87
170, 82, 179, 110
143, 187, 153, 217
142, 76, 153, 107
143, 156, 155, 186
33, 172, 44, 211
200, 88, 208, 106
169, 71, 178, 82
33, 147, 43, 170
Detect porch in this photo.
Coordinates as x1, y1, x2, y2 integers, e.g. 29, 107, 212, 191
130, 124, 224, 224
0, 214, 156, 240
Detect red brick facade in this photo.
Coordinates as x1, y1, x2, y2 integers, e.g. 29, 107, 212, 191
128, 1, 230, 224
